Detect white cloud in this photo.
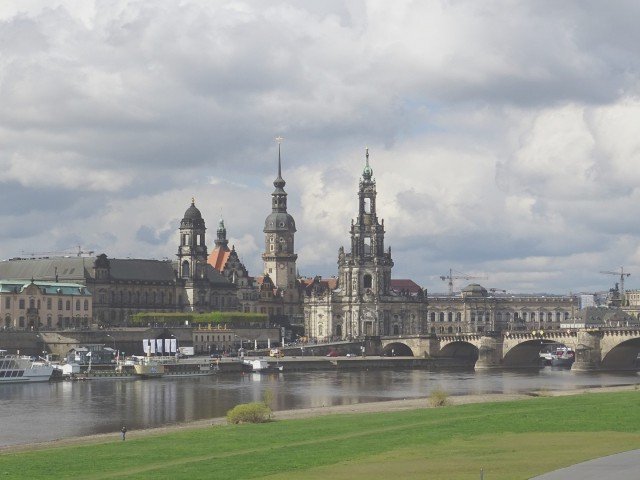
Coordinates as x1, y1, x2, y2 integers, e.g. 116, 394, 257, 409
1, 1, 640, 294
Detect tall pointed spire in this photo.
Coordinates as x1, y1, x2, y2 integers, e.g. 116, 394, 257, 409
274, 136, 286, 189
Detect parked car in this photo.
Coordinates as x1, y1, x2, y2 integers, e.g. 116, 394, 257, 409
326, 351, 339, 357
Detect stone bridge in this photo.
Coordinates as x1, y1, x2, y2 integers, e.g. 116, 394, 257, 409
379, 328, 640, 371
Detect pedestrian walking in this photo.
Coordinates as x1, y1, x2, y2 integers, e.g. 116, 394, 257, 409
121, 426, 127, 441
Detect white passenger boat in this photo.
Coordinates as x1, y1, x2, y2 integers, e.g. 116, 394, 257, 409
0, 350, 54, 383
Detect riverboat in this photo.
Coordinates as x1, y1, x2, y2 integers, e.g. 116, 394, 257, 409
128, 356, 219, 378
0, 350, 54, 383
132, 357, 165, 378
540, 346, 575, 368
244, 359, 283, 373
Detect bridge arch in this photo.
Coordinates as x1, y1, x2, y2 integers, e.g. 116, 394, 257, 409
601, 338, 640, 370
381, 342, 414, 357
439, 341, 479, 362
503, 339, 560, 367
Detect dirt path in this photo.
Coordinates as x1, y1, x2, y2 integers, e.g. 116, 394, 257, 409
1, 384, 637, 454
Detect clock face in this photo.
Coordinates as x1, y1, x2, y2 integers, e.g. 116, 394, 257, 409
278, 263, 285, 269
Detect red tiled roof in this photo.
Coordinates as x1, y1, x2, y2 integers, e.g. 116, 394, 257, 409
390, 279, 422, 294
207, 247, 231, 272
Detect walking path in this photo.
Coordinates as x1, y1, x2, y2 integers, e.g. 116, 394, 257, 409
531, 449, 640, 479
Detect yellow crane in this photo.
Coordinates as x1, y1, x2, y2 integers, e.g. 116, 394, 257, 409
600, 267, 631, 302
440, 268, 487, 295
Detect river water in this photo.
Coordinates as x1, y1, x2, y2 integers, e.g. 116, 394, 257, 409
1, 368, 638, 447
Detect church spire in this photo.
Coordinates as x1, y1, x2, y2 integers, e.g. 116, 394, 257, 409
215, 216, 228, 249
274, 136, 285, 190
362, 147, 373, 181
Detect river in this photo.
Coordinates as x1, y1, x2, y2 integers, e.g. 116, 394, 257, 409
1, 368, 638, 447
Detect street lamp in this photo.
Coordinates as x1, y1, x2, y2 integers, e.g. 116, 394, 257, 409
106, 334, 118, 361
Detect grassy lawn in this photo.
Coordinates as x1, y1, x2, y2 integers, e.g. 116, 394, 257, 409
1, 391, 639, 479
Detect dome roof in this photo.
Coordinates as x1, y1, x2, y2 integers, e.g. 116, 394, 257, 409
264, 212, 296, 232
461, 283, 488, 297
183, 199, 202, 220
180, 199, 205, 228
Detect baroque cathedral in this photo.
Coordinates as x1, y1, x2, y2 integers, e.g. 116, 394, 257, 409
304, 150, 429, 340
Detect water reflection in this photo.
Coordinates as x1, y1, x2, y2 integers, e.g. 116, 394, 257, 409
0, 369, 638, 446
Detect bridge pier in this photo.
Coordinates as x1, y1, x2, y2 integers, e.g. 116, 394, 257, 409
572, 330, 602, 371
474, 335, 504, 370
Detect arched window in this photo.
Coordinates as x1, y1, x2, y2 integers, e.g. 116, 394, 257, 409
430, 312, 436, 322
393, 325, 399, 335
75, 300, 80, 310
58, 299, 63, 310
65, 301, 71, 311
448, 312, 453, 322
84, 300, 89, 311
456, 312, 462, 322
439, 312, 445, 322
47, 298, 52, 309
363, 274, 372, 289
182, 260, 190, 278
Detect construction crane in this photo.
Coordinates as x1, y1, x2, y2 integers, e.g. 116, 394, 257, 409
440, 268, 487, 295
22, 245, 95, 258
600, 266, 631, 302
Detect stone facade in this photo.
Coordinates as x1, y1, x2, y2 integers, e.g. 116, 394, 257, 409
0, 280, 92, 330
304, 150, 429, 341
426, 284, 578, 334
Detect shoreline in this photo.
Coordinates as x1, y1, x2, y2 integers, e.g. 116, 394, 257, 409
1, 383, 637, 454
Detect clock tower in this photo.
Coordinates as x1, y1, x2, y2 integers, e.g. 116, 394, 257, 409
262, 141, 299, 306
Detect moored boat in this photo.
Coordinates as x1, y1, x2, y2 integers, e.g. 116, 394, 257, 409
0, 350, 54, 383
540, 345, 575, 368
132, 356, 165, 378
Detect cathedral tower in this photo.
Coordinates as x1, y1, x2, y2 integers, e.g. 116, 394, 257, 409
262, 141, 298, 296
339, 149, 394, 299
177, 198, 208, 280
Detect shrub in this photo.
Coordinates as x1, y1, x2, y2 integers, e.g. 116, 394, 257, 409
226, 402, 272, 424
429, 388, 449, 407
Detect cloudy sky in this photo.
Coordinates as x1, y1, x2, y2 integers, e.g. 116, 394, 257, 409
1, 0, 639, 295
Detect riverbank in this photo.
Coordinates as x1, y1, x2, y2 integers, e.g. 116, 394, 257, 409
2, 383, 637, 454
2, 388, 640, 480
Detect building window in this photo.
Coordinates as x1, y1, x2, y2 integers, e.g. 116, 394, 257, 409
5, 298, 10, 309
363, 274, 372, 289
66, 301, 71, 311
84, 300, 89, 311
76, 300, 80, 310
58, 299, 63, 310
19, 299, 25, 310
47, 298, 52, 309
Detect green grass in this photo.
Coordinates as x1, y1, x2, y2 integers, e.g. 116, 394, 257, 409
2, 392, 640, 479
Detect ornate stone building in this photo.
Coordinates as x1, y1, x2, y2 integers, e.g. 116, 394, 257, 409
426, 284, 578, 334
0, 200, 237, 326
0, 280, 92, 330
304, 150, 429, 340
304, 150, 580, 341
